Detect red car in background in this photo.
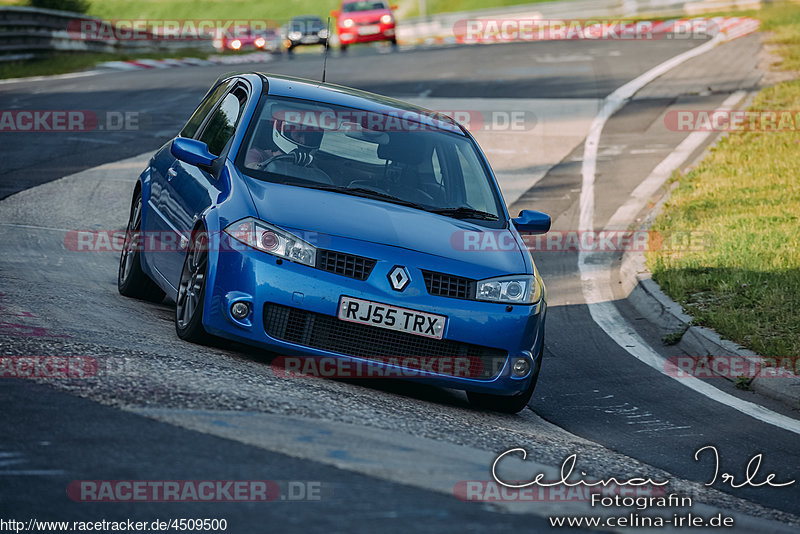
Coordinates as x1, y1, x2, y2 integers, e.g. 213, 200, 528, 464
332, 0, 397, 51
215, 26, 282, 53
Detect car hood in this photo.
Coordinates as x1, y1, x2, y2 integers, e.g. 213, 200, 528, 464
242, 176, 526, 274
339, 10, 391, 23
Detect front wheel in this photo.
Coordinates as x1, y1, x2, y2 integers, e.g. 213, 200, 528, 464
118, 190, 165, 302
467, 345, 542, 414
175, 230, 210, 343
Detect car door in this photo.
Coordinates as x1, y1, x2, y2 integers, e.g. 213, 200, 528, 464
144, 80, 235, 288
159, 83, 249, 289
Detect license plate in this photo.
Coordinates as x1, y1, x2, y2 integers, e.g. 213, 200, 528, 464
358, 25, 380, 35
301, 36, 318, 43
338, 296, 446, 339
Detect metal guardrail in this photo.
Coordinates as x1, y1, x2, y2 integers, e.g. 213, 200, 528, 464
0, 6, 213, 62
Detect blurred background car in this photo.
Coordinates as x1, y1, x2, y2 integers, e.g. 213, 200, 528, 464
283, 15, 329, 55
332, 0, 397, 52
215, 26, 282, 53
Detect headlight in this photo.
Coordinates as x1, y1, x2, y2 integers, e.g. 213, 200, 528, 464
230, 39, 242, 50
380, 14, 393, 24
288, 31, 302, 40
254, 37, 266, 47
318, 29, 329, 38
343, 18, 354, 27
476, 275, 542, 304
224, 218, 316, 267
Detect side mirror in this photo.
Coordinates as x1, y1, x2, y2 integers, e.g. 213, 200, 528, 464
330, 9, 340, 18
171, 137, 217, 167
512, 210, 550, 234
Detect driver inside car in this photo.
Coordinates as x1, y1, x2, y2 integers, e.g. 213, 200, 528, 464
244, 110, 332, 184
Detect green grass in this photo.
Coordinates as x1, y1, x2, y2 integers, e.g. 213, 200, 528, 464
647, 1, 800, 360
85, 0, 339, 24
0, 48, 209, 79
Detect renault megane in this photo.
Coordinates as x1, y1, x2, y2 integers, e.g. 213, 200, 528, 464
117, 72, 550, 413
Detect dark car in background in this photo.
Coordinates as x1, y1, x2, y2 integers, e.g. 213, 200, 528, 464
284, 15, 329, 54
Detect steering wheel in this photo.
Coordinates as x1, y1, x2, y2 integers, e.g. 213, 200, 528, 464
257, 150, 314, 170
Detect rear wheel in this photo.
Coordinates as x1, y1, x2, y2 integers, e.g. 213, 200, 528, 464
175, 230, 210, 343
118, 191, 165, 302
340, 44, 348, 52
467, 344, 543, 414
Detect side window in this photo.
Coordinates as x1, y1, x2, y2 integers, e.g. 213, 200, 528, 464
198, 89, 246, 157
455, 143, 496, 213
430, 147, 444, 185
180, 80, 234, 138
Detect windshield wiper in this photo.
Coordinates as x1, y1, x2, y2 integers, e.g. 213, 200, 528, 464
430, 206, 499, 221
344, 187, 428, 209
294, 183, 430, 211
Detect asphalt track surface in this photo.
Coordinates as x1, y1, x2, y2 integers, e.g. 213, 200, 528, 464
2, 36, 799, 531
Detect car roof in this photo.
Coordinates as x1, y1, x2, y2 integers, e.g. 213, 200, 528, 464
255, 73, 464, 135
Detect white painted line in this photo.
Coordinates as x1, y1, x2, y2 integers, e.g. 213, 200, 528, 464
97, 61, 142, 71
579, 33, 726, 234
0, 470, 66, 476
0, 69, 103, 86
606, 90, 745, 228
578, 33, 800, 435
0, 222, 74, 232
65, 136, 125, 145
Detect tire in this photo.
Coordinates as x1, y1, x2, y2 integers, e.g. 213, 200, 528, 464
467, 343, 543, 414
118, 190, 165, 302
340, 44, 348, 52
175, 229, 210, 343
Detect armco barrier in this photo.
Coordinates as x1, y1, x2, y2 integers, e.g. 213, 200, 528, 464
0, 6, 213, 62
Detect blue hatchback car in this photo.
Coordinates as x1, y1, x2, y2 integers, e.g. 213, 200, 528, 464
118, 72, 550, 413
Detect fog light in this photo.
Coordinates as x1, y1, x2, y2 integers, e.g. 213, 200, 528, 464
231, 301, 250, 320
512, 358, 531, 377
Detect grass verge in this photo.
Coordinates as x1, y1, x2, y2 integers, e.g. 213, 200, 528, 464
647, 1, 800, 359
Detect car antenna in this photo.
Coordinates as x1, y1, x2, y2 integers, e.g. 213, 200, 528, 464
322, 17, 331, 83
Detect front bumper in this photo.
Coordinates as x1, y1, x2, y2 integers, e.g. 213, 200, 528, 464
338, 25, 396, 45
203, 232, 545, 395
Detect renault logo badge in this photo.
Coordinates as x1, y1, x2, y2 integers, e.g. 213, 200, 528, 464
388, 266, 410, 291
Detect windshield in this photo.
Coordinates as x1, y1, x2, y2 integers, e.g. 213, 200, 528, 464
289, 18, 323, 30
235, 96, 505, 226
342, 1, 388, 13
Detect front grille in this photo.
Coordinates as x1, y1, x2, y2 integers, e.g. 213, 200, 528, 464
422, 270, 475, 300
264, 303, 506, 380
316, 249, 376, 281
